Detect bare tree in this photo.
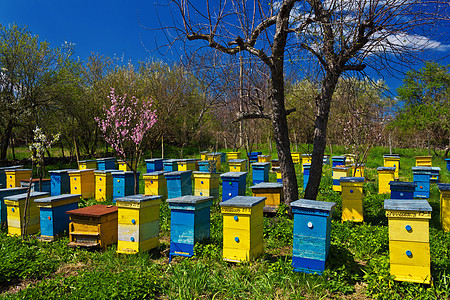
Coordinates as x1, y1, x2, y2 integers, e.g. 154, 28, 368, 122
160, 0, 448, 203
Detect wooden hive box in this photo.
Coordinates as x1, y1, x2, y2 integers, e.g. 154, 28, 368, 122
257, 155, 271, 163
67, 204, 118, 250
145, 158, 164, 173
200, 151, 208, 161
271, 159, 280, 169
301, 154, 312, 172
353, 164, 365, 177
229, 159, 247, 172
323, 155, 330, 165
430, 167, 440, 183
290, 152, 301, 164
340, 177, 365, 222
112, 171, 139, 201
177, 159, 198, 172
68, 169, 95, 199
167, 195, 213, 261
197, 160, 216, 173
273, 166, 282, 183
250, 182, 283, 213
290, 199, 336, 274
437, 183, 450, 232
227, 151, 241, 160
116, 194, 162, 254
414, 156, 432, 167
248, 152, 262, 163
331, 156, 346, 168
193, 171, 220, 200
4, 191, 49, 236
5, 169, 32, 189
165, 171, 193, 199
118, 160, 132, 171
78, 160, 97, 170
332, 166, 349, 192
0, 187, 27, 226
163, 159, 179, 172
34, 194, 81, 241
383, 154, 400, 180
384, 199, 432, 284
95, 170, 115, 201
96, 157, 116, 170
445, 158, 450, 172
377, 167, 396, 195
412, 167, 431, 199
220, 196, 265, 262
20, 179, 51, 193
251, 162, 270, 185
206, 153, 221, 171
143, 171, 167, 200
49, 169, 77, 196
0, 166, 23, 188
344, 154, 356, 166
303, 164, 311, 190
220, 172, 247, 202
389, 181, 416, 200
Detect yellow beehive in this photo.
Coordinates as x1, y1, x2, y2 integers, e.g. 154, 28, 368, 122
438, 183, 450, 232
78, 160, 97, 170
206, 153, 221, 170
257, 155, 271, 163
384, 155, 400, 180
229, 159, 247, 172
200, 151, 208, 161
118, 160, 132, 171
220, 196, 265, 262
353, 164, 365, 177
377, 167, 396, 194
340, 177, 365, 222
5, 169, 32, 189
68, 169, 95, 199
193, 171, 220, 199
95, 170, 114, 201
143, 171, 167, 200
250, 182, 283, 213
4, 191, 49, 236
344, 154, 356, 166
332, 166, 350, 192
384, 199, 432, 284
116, 195, 162, 254
177, 159, 197, 171
227, 152, 241, 160
291, 152, 301, 164
414, 156, 432, 167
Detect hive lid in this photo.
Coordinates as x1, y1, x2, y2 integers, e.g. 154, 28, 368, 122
144, 171, 166, 176
145, 158, 164, 162
115, 194, 162, 203
389, 181, 416, 188
178, 158, 199, 163
20, 178, 51, 183
430, 167, 441, 171
164, 170, 193, 176
78, 159, 96, 163
34, 194, 81, 203
332, 156, 346, 159
228, 159, 247, 163
377, 167, 396, 171
0, 165, 23, 171
339, 177, 365, 183
163, 159, 181, 163
290, 199, 336, 211
414, 155, 432, 158
111, 171, 137, 175
167, 195, 213, 204
384, 199, 432, 212
219, 196, 265, 207
220, 172, 247, 178
49, 169, 78, 174
5, 168, 32, 172
66, 204, 118, 217
301, 154, 312, 157
332, 166, 349, 170
437, 183, 450, 191
69, 169, 95, 174
0, 187, 27, 192
251, 162, 270, 167
96, 157, 116, 161
412, 166, 433, 172
303, 163, 311, 168
383, 154, 400, 158
250, 182, 283, 189
5, 191, 50, 201
94, 169, 117, 174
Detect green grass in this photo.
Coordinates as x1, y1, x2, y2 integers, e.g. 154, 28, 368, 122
1, 145, 450, 299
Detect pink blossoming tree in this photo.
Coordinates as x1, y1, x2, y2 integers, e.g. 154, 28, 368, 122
95, 88, 157, 194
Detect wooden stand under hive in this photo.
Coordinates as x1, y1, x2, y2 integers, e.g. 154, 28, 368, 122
220, 196, 265, 262
116, 194, 162, 254
67, 204, 118, 250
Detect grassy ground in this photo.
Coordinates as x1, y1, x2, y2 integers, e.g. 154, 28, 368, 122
0, 146, 449, 299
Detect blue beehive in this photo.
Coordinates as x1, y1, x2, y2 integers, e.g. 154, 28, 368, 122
290, 199, 336, 274
445, 159, 450, 172
412, 167, 432, 199
20, 179, 51, 193
34, 194, 81, 241
112, 171, 139, 201
332, 156, 346, 167
167, 195, 213, 261
97, 157, 116, 170
49, 169, 77, 196
220, 172, 247, 202
389, 181, 417, 199
323, 155, 330, 165
198, 160, 216, 173
165, 171, 193, 199
252, 162, 270, 185
145, 158, 164, 173
163, 159, 179, 172
248, 152, 262, 163
430, 167, 440, 183
303, 164, 311, 190
0, 187, 27, 226
0, 166, 23, 188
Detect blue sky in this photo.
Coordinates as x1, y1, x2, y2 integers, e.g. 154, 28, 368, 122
1, 0, 449, 93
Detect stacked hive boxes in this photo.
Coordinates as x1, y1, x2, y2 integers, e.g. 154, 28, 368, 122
220, 172, 247, 202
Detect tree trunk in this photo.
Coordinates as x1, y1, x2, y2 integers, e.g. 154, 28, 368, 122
305, 72, 340, 200
0, 121, 14, 160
